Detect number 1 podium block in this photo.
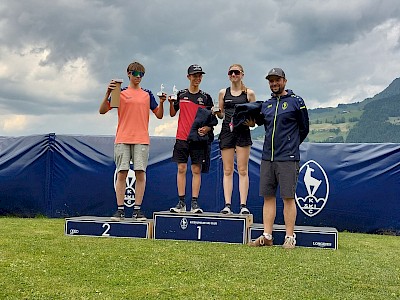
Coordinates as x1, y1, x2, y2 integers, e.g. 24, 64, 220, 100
249, 224, 338, 249
153, 211, 253, 244
65, 216, 153, 239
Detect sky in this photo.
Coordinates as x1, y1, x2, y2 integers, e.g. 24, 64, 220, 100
1, 0, 400, 137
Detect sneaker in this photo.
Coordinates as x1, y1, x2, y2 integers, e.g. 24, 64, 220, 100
132, 209, 147, 221
170, 201, 186, 213
248, 234, 273, 247
282, 234, 296, 249
220, 205, 232, 214
110, 210, 125, 221
239, 206, 250, 215
190, 201, 203, 213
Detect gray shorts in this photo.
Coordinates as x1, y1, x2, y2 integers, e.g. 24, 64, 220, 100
259, 160, 299, 199
114, 144, 149, 172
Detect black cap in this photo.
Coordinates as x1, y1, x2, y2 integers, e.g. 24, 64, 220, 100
265, 68, 285, 80
187, 64, 205, 75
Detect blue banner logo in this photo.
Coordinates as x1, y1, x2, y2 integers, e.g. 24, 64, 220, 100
113, 163, 136, 207
295, 160, 330, 217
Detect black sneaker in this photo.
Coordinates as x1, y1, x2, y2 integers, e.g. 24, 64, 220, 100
110, 210, 125, 221
170, 201, 186, 213
132, 209, 147, 221
190, 201, 203, 213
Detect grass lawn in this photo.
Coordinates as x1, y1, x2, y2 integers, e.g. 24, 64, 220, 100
1, 217, 399, 299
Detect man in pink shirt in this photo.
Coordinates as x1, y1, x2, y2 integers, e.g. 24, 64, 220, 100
99, 61, 166, 221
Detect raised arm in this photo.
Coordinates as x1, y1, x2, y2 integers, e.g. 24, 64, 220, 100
99, 80, 116, 114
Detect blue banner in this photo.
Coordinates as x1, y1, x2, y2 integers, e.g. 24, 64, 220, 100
0, 134, 399, 234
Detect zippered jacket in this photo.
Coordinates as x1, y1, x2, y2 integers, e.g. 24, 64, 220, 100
257, 90, 309, 161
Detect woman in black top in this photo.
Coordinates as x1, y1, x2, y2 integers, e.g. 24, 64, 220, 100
215, 64, 256, 214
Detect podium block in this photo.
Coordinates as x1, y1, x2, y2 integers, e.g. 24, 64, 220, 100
65, 216, 153, 239
153, 211, 253, 244
249, 224, 338, 249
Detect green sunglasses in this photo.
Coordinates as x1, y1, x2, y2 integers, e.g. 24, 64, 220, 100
130, 70, 145, 78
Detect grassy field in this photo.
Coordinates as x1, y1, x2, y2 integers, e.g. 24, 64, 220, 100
1, 217, 399, 299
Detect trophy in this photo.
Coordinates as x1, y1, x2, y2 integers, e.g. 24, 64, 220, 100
170, 85, 178, 101
157, 83, 165, 96
212, 98, 221, 113
110, 79, 123, 108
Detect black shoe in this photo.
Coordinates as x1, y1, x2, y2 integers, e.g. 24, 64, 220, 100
190, 201, 203, 213
110, 210, 125, 221
170, 201, 186, 213
132, 209, 147, 221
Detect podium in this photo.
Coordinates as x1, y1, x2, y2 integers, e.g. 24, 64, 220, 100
249, 224, 338, 249
64, 216, 153, 239
153, 211, 253, 244
64, 215, 338, 249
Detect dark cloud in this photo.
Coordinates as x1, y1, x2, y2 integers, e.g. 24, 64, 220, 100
1, 0, 400, 135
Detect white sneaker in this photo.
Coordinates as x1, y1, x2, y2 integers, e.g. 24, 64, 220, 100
239, 206, 250, 215
282, 234, 296, 249
220, 205, 232, 214
170, 201, 186, 213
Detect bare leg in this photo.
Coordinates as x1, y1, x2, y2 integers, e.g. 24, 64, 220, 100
133, 170, 146, 205
263, 196, 276, 234
236, 146, 251, 205
221, 148, 235, 204
177, 163, 187, 196
115, 170, 128, 206
191, 164, 202, 198
283, 198, 296, 236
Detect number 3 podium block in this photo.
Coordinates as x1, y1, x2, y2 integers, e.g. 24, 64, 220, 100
249, 224, 338, 249
64, 216, 153, 239
153, 211, 253, 244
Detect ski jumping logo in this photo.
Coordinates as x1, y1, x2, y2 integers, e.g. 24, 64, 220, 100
295, 160, 329, 217
114, 163, 136, 207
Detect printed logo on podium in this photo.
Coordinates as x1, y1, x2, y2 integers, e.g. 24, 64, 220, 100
114, 163, 136, 207
295, 160, 329, 217
180, 218, 188, 230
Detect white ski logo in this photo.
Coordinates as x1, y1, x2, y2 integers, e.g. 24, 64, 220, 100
113, 163, 136, 207
295, 160, 329, 217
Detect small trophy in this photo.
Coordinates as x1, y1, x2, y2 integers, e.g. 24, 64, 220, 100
110, 79, 123, 108
170, 85, 178, 101
157, 84, 165, 96
212, 98, 221, 113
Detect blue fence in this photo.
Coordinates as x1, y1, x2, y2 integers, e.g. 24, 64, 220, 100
0, 134, 399, 233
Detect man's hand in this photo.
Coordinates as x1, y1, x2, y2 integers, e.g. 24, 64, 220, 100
198, 126, 211, 136
158, 93, 167, 103
243, 118, 255, 127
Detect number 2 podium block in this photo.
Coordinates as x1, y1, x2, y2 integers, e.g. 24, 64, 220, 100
153, 211, 253, 244
65, 216, 153, 239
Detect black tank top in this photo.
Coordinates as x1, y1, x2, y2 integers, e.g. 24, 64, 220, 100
223, 87, 248, 127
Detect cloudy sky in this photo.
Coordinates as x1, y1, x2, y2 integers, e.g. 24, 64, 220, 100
1, 0, 400, 137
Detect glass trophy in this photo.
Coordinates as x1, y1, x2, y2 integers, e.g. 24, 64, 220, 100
157, 84, 165, 96
212, 98, 221, 113
171, 85, 178, 101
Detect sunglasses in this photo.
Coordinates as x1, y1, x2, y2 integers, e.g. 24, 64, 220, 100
228, 69, 241, 76
130, 70, 145, 78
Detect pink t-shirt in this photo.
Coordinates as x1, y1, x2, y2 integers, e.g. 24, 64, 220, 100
107, 87, 158, 144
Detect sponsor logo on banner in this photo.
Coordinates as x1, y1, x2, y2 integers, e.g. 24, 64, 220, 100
114, 163, 136, 207
295, 160, 329, 217
180, 218, 188, 230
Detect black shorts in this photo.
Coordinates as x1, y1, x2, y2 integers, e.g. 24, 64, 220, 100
218, 125, 252, 150
172, 139, 207, 165
259, 160, 300, 199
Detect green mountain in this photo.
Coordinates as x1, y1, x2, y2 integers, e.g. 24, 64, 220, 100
251, 77, 400, 143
